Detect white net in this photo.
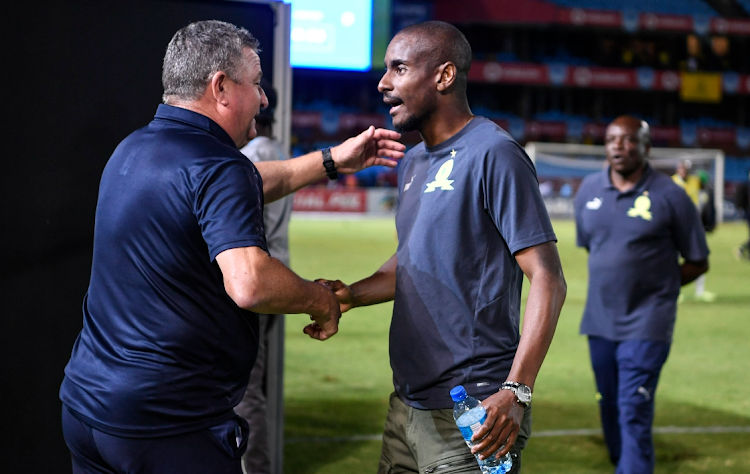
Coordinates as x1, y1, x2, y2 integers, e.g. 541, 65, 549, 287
525, 142, 725, 223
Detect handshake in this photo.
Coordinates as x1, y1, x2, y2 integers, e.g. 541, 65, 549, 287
302, 254, 396, 341
302, 279, 354, 341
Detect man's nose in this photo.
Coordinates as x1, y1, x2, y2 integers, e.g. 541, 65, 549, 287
377, 73, 390, 93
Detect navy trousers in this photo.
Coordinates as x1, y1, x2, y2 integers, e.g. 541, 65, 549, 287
588, 337, 671, 474
62, 406, 248, 474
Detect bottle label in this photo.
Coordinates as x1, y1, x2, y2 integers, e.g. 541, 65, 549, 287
457, 409, 486, 441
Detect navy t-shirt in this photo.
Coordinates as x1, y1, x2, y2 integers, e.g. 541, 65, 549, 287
60, 105, 268, 437
392, 117, 557, 409
574, 164, 709, 342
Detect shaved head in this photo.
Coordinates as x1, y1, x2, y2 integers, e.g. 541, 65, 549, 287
395, 21, 472, 92
378, 20, 475, 144
610, 115, 650, 145
605, 115, 651, 179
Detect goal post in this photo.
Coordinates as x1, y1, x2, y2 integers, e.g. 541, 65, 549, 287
525, 142, 725, 224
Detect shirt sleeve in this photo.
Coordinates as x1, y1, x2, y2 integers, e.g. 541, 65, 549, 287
670, 187, 710, 262
483, 139, 557, 255
573, 179, 590, 250
195, 158, 268, 260
241, 137, 281, 164
240, 138, 289, 243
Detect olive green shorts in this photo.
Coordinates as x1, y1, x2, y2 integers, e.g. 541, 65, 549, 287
378, 392, 532, 474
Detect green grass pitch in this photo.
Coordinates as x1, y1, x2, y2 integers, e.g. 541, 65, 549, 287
282, 217, 750, 474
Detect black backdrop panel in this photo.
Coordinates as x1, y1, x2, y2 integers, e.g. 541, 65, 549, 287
1, 1, 275, 472
3, 0, 275, 267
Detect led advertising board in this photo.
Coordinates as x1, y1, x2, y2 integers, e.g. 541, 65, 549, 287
286, 0, 373, 71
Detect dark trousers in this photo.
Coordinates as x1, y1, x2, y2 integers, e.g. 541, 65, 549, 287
588, 337, 671, 474
62, 406, 248, 474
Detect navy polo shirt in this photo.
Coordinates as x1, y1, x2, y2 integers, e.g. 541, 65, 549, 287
391, 117, 557, 409
574, 164, 709, 342
60, 104, 267, 437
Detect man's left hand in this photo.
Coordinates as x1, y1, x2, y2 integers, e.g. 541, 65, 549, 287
470, 389, 524, 460
331, 126, 405, 174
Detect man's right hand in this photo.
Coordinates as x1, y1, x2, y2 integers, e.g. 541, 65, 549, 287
331, 126, 405, 174
470, 389, 524, 460
315, 279, 355, 313
303, 283, 341, 341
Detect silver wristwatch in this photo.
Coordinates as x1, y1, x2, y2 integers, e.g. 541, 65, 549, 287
500, 381, 532, 406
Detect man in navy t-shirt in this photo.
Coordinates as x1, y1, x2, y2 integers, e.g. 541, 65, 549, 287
320, 22, 567, 474
59, 20, 405, 474
574, 116, 709, 474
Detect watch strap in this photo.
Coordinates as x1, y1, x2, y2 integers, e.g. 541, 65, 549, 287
500, 381, 532, 406
322, 147, 338, 180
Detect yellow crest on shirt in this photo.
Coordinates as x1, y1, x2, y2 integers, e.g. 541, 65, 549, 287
424, 159, 455, 192
627, 194, 652, 221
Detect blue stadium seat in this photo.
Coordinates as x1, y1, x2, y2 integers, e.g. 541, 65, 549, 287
725, 156, 750, 182
471, 106, 522, 121
736, 0, 750, 15
680, 116, 735, 128
534, 48, 595, 66
544, 0, 718, 16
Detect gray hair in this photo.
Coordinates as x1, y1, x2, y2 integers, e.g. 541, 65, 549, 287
162, 20, 260, 103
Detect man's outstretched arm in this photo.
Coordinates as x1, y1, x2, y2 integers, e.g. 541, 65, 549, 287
470, 241, 567, 460
256, 127, 405, 203
318, 253, 398, 313
216, 246, 341, 340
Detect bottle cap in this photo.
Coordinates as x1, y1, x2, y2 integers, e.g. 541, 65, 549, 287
450, 385, 467, 402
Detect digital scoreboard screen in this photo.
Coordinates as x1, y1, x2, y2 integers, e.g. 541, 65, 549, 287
285, 0, 373, 71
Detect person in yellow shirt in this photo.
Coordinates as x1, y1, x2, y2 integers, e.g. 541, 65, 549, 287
673, 160, 715, 302
672, 161, 701, 206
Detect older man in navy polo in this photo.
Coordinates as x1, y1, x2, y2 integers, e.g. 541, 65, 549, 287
574, 116, 709, 474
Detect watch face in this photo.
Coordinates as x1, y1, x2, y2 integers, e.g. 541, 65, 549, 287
516, 385, 532, 403
502, 382, 532, 405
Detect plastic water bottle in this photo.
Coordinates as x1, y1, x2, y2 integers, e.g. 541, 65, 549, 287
450, 385, 513, 474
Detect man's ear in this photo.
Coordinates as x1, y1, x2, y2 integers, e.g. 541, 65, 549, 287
209, 71, 231, 106
436, 62, 457, 92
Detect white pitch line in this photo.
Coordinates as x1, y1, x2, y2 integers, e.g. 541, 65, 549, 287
291, 211, 394, 221
286, 434, 383, 444
285, 426, 750, 444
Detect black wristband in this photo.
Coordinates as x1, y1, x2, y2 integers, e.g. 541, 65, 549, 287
322, 147, 338, 180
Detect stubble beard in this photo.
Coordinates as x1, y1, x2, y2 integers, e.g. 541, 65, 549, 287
609, 158, 645, 179
393, 108, 433, 134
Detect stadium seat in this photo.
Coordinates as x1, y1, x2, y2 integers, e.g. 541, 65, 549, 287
726, 156, 750, 182
736, 0, 750, 15
544, 0, 718, 16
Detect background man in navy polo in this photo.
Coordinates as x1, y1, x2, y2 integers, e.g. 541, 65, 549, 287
735, 169, 750, 261
574, 116, 710, 474
59, 20, 404, 474
320, 21, 567, 474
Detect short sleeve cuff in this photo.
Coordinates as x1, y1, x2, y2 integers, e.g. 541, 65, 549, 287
210, 238, 268, 261
508, 232, 558, 256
